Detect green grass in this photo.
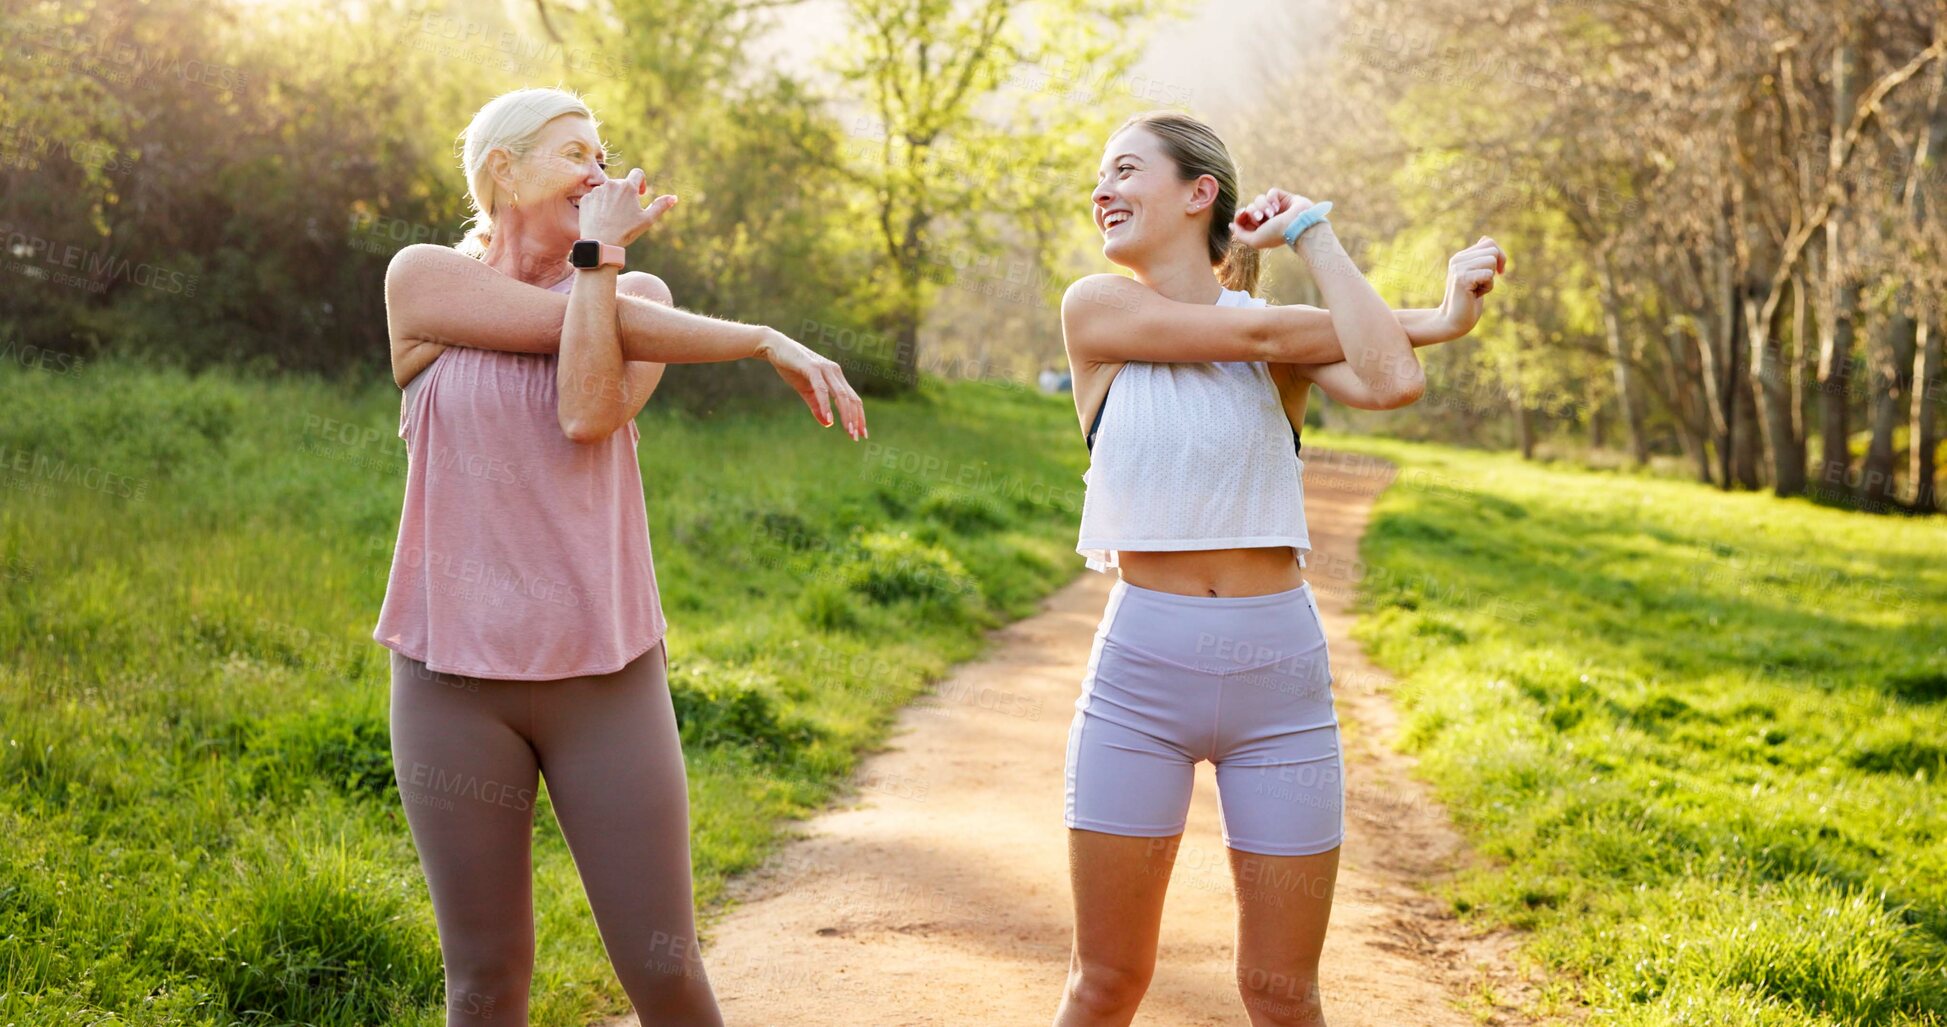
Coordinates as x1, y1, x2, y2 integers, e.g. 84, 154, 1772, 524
1311, 430, 1947, 1026
8, 359, 1941, 1026
0, 360, 1087, 1026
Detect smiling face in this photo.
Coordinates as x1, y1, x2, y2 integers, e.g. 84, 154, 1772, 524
496, 113, 611, 251
1091, 125, 1216, 271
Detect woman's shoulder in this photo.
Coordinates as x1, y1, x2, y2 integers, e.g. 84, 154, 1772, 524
388, 241, 475, 276
1060, 273, 1153, 320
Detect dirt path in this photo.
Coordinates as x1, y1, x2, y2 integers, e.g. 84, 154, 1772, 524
607, 451, 1532, 1026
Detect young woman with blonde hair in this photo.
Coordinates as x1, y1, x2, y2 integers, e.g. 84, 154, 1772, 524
1055, 109, 1504, 1026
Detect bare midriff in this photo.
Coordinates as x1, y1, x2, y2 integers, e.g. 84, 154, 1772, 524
1116, 546, 1304, 598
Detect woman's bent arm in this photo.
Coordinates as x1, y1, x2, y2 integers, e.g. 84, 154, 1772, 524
557, 267, 626, 442
1290, 223, 1422, 406
556, 272, 670, 441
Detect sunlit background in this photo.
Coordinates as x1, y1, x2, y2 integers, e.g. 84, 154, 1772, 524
7, 0, 1941, 504
3, 2, 1944, 1025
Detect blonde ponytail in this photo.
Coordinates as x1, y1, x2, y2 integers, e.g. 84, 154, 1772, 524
1217, 239, 1260, 293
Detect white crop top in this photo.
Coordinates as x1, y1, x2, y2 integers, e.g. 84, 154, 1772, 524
1075, 286, 1311, 574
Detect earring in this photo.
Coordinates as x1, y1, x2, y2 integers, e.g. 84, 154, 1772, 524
512, 189, 520, 209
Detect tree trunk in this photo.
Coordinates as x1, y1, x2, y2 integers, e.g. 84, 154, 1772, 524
1749, 279, 1807, 496
1913, 317, 1941, 512
1863, 303, 1917, 508
1816, 28, 1862, 502
1662, 321, 1713, 482
1792, 267, 1811, 458
1724, 276, 1764, 488
1587, 383, 1607, 450
1598, 251, 1650, 465
1511, 392, 1535, 460
1866, 55, 1947, 509
892, 236, 924, 389
1733, 375, 1764, 489
1709, 185, 1742, 490
1697, 311, 1732, 489
1725, 278, 1746, 488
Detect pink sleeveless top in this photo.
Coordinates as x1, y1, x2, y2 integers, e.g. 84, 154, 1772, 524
372, 272, 667, 680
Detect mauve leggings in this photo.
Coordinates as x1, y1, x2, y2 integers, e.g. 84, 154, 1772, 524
388, 641, 723, 1026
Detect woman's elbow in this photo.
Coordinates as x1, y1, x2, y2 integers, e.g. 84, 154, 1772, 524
1373, 368, 1426, 409
1352, 345, 1423, 408
559, 412, 614, 444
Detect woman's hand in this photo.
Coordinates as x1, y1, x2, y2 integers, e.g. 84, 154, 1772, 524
1435, 236, 1508, 340
1230, 188, 1315, 250
753, 329, 869, 440
578, 167, 678, 247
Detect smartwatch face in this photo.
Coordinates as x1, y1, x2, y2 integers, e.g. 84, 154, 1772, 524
570, 239, 600, 268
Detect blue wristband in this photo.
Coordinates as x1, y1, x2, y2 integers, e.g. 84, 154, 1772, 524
1282, 200, 1334, 248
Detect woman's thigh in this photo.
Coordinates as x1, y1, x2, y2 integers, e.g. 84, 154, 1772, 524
526, 642, 715, 993
387, 652, 542, 988
1229, 845, 1338, 1025
1067, 828, 1182, 981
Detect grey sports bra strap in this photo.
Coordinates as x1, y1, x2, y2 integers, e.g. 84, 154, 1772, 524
1084, 376, 1302, 455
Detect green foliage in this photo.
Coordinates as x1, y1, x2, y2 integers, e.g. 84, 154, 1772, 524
188, 842, 443, 1024
244, 706, 397, 803
0, 359, 1085, 1026
918, 483, 1011, 532
1325, 429, 1947, 1025
0, 0, 1159, 411
2, 0, 478, 376
797, 576, 866, 631
667, 656, 821, 761
840, 530, 979, 611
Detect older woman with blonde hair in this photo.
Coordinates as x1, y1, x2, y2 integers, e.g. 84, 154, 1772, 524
373, 86, 866, 1026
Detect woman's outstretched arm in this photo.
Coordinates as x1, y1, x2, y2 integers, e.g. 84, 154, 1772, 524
385, 240, 866, 438
385, 243, 765, 375
1062, 277, 1463, 368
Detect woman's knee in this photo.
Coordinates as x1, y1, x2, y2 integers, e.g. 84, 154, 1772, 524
443, 947, 533, 1019
1066, 956, 1155, 1016
612, 938, 720, 1016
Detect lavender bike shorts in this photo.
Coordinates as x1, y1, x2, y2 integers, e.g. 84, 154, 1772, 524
1064, 578, 1344, 856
